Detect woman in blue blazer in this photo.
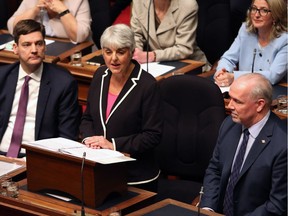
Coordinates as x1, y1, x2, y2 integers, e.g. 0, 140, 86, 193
214, 0, 287, 86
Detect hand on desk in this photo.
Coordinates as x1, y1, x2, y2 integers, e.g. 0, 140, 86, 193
84, 136, 114, 150
214, 68, 234, 87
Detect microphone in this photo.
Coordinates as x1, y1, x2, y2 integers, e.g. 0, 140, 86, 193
146, 0, 153, 72
81, 152, 86, 216
251, 48, 256, 73
197, 186, 204, 216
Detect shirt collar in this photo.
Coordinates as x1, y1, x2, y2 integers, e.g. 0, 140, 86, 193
19, 63, 43, 82
244, 111, 270, 139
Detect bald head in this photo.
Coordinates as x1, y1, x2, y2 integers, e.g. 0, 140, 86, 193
228, 73, 273, 127
232, 73, 273, 108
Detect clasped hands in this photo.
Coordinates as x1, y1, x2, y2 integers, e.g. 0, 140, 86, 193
84, 136, 114, 150
37, 0, 67, 15
214, 68, 234, 87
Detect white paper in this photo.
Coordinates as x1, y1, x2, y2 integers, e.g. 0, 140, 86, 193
45, 193, 72, 202
27, 137, 135, 164
0, 44, 5, 50
3, 39, 55, 52
0, 161, 23, 177
219, 86, 230, 93
141, 62, 175, 77
27, 137, 84, 152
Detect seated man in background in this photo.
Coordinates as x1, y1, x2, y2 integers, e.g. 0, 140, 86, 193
214, 0, 287, 87
130, 0, 209, 70
201, 73, 287, 216
0, 19, 80, 158
7, 0, 91, 43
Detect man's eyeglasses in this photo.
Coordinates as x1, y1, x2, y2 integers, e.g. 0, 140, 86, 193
249, 6, 271, 16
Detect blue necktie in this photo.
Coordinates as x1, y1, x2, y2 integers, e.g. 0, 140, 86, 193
7, 76, 31, 158
223, 128, 250, 216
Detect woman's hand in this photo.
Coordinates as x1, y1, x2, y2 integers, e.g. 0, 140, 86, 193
214, 68, 234, 87
44, 0, 67, 14
84, 136, 114, 150
133, 48, 155, 63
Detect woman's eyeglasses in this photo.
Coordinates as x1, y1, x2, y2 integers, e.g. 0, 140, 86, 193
249, 6, 271, 16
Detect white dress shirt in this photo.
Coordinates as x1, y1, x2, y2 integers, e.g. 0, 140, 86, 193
0, 64, 42, 153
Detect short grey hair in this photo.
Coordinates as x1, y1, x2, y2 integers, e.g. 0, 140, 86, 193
100, 24, 135, 56
239, 73, 273, 106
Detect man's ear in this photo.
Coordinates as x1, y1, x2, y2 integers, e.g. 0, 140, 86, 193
256, 98, 266, 113
13, 43, 18, 55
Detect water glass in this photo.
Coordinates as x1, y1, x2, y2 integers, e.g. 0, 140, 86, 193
70, 50, 83, 67
0, 177, 12, 197
277, 95, 288, 115
6, 181, 19, 198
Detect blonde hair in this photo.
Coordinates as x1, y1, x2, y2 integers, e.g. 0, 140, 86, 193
246, 0, 287, 40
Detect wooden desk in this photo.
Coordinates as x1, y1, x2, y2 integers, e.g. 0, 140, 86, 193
0, 156, 26, 180
126, 198, 224, 216
0, 29, 93, 64
57, 50, 206, 105
0, 181, 155, 216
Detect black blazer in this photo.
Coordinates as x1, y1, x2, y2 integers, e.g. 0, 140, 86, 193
80, 60, 162, 184
201, 113, 287, 216
0, 62, 80, 146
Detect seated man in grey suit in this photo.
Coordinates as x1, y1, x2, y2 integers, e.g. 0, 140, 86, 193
201, 73, 287, 216
0, 19, 80, 158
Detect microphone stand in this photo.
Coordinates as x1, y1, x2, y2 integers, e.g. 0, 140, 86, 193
197, 186, 204, 216
39, 7, 45, 26
146, 0, 153, 72
251, 48, 256, 73
81, 152, 86, 216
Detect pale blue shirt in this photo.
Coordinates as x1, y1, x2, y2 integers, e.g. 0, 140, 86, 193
217, 23, 287, 85
233, 111, 270, 171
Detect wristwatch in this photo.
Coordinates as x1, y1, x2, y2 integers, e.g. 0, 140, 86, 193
59, 9, 70, 18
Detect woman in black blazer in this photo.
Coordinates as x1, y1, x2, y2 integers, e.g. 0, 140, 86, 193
80, 24, 162, 192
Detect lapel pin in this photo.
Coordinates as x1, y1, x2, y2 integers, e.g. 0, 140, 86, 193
261, 140, 266, 144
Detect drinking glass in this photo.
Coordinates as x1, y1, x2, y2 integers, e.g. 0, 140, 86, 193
0, 177, 12, 197
70, 50, 83, 67
6, 181, 19, 198
276, 95, 288, 115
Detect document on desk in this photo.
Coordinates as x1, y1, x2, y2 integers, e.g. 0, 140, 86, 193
26, 137, 135, 164
219, 86, 230, 93
2, 39, 55, 51
141, 62, 175, 77
0, 161, 23, 177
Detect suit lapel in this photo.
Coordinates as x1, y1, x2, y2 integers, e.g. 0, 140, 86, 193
222, 124, 242, 180
99, 69, 110, 137
0, 66, 19, 138
238, 116, 274, 179
4, 67, 19, 111
156, 0, 178, 35
35, 64, 51, 139
105, 63, 142, 124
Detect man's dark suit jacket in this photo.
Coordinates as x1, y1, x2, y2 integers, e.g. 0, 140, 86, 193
80, 60, 162, 184
201, 113, 287, 216
0, 62, 80, 150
